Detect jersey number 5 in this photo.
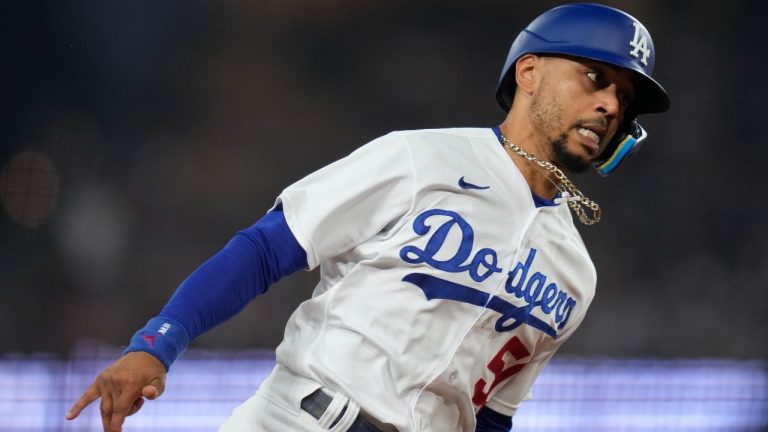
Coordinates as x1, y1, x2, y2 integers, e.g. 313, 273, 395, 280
472, 335, 531, 406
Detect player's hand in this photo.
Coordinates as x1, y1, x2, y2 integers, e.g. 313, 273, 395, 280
65, 351, 167, 432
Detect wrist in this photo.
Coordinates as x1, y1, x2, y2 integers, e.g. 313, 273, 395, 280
123, 317, 190, 371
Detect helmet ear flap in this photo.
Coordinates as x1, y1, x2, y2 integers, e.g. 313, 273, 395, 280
594, 121, 647, 176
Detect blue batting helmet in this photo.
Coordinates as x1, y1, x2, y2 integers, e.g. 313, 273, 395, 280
496, 3, 670, 176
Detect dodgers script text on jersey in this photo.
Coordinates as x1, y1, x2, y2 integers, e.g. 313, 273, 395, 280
401, 210, 578, 338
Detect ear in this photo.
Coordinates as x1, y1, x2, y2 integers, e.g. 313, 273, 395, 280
515, 54, 539, 96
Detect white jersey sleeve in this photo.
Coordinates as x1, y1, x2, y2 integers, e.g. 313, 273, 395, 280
277, 132, 414, 270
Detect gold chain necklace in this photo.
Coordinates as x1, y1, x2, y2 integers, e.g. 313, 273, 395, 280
499, 132, 601, 225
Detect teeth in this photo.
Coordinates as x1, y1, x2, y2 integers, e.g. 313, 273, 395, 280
578, 128, 600, 144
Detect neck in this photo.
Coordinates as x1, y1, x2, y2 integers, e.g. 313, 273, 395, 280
498, 120, 560, 199
496, 120, 602, 225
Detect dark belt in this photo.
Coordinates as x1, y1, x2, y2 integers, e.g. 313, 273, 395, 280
300, 389, 388, 432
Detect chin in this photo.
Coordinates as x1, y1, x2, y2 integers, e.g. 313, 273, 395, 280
552, 138, 593, 173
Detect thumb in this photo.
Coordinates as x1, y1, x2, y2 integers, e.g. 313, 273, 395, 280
141, 378, 165, 400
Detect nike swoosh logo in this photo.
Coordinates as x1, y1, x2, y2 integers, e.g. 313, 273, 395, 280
458, 176, 490, 190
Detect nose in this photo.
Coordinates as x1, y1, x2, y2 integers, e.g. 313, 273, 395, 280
595, 84, 622, 119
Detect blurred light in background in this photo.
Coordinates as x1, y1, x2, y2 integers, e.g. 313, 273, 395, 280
0, 150, 59, 229
2, 343, 765, 431
53, 183, 134, 290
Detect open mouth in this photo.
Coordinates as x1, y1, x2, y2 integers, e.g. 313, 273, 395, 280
577, 127, 602, 153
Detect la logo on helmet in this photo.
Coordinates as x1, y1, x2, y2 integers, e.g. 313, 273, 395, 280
629, 21, 651, 66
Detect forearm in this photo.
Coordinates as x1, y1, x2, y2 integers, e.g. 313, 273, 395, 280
124, 207, 307, 369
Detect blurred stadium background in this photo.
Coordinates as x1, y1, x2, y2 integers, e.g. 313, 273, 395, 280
1, 0, 766, 430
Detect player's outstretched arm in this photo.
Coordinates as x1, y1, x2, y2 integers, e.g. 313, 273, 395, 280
66, 351, 166, 432
65, 207, 305, 430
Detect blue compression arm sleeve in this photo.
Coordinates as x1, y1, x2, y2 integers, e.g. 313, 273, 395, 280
475, 406, 513, 432
124, 206, 307, 369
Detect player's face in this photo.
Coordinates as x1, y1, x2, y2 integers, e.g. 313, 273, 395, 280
529, 56, 635, 173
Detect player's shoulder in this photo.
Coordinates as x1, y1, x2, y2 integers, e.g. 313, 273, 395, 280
355, 127, 497, 166
387, 127, 494, 141
377, 127, 496, 152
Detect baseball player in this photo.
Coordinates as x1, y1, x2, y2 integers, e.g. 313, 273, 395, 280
67, 3, 669, 431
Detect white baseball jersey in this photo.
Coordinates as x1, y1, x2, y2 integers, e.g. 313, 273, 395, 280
275, 127, 596, 431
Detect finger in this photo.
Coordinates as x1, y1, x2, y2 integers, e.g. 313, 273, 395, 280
110, 390, 140, 432
66, 384, 101, 420
99, 391, 114, 432
127, 397, 144, 416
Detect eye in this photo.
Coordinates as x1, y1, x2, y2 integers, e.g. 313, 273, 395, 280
586, 70, 602, 83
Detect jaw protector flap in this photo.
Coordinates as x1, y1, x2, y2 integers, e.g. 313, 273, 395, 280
594, 120, 648, 177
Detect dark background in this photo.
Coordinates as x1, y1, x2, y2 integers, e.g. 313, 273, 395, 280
1, 0, 766, 359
